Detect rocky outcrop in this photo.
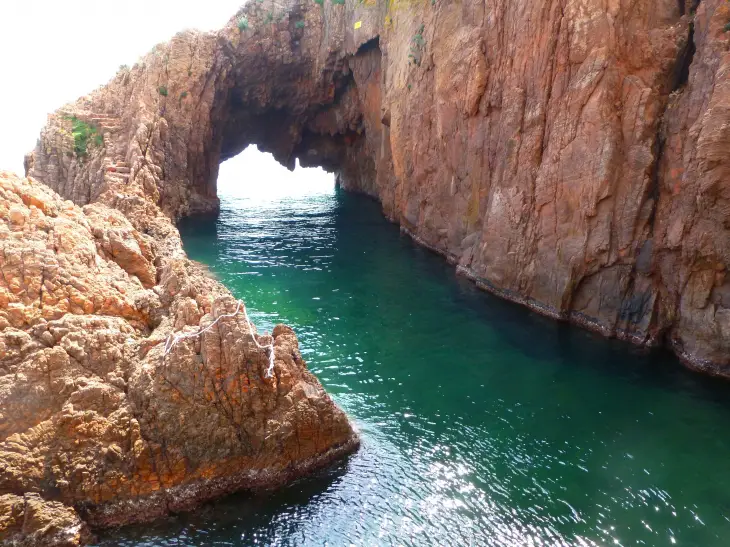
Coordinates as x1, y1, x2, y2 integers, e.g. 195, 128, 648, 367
23, 0, 730, 375
0, 171, 358, 543
654, 1, 730, 373
0, 494, 91, 547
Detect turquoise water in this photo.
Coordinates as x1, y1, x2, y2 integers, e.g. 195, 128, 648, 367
100, 162, 730, 546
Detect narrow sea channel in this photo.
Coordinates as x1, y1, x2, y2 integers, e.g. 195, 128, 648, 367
99, 151, 730, 546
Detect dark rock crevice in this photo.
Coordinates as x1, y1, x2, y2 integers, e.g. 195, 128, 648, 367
671, 17, 697, 92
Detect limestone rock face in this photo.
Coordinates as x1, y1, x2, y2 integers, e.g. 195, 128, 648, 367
24, 0, 730, 375
0, 171, 358, 541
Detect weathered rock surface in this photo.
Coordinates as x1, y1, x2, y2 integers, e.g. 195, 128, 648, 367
0, 493, 91, 547
23, 0, 730, 375
0, 171, 358, 543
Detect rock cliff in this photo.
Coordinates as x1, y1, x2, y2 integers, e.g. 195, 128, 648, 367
23, 0, 730, 376
0, 171, 357, 544
7, 0, 730, 541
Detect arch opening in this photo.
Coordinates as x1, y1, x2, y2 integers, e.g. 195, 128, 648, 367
217, 144, 336, 201
182, 35, 385, 220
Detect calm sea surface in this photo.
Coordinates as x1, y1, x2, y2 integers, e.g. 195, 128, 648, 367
98, 158, 730, 547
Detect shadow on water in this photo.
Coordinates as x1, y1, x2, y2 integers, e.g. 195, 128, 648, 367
178, 214, 220, 239
330, 188, 730, 408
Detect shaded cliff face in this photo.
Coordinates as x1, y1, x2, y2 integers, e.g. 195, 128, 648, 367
0, 170, 357, 544
24, 0, 729, 376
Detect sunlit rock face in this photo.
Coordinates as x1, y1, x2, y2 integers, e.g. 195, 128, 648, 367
0, 493, 92, 547
3, 1, 727, 545
0, 166, 357, 541
11, 1, 730, 541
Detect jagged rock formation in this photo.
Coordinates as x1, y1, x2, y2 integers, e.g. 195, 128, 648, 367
0, 171, 357, 544
24, 0, 730, 376
0, 493, 91, 547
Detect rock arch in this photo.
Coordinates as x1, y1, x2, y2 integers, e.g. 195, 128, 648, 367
24, 0, 730, 373
28, 0, 730, 377
26, 2, 389, 224
5, 2, 386, 536
7, 0, 730, 537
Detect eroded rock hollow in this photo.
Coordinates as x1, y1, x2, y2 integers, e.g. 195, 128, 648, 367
3, 0, 730, 542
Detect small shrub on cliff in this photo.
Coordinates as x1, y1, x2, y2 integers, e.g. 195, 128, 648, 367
314, 0, 324, 5
332, 0, 345, 5
724, 22, 730, 33
408, 24, 426, 66
413, 24, 425, 46
65, 116, 101, 158
265, 11, 274, 23
295, 20, 305, 29
237, 16, 249, 31
158, 86, 168, 97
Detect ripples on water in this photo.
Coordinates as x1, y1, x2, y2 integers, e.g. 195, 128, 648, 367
99, 153, 730, 546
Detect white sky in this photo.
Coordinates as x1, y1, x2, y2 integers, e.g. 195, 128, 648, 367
219, 147, 335, 199
0, 1, 244, 176
0, 1, 334, 192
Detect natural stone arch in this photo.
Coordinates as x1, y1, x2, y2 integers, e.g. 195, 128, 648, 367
26, 1, 390, 227
17, 0, 730, 491
24, 0, 730, 373
6, 2, 389, 535
4, 0, 730, 542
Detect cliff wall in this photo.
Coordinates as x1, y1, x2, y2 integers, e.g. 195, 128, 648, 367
8, 0, 730, 542
25, 0, 730, 375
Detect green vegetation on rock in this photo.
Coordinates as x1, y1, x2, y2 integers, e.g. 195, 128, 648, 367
408, 24, 426, 66
65, 116, 102, 158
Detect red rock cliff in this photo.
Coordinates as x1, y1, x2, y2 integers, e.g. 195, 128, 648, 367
22, 5, 730, 385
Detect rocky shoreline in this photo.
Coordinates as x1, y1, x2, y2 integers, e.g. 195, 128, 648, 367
0, 172, 358, 545
3, 0, 730, 543
24, 0, 730, 375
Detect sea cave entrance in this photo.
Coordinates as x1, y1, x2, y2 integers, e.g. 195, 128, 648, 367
217, 144, 336, 202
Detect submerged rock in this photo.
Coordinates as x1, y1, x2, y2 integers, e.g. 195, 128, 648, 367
0, 171, 358, 541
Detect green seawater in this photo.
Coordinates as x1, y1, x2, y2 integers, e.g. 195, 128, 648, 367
99, 163, 730, 547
